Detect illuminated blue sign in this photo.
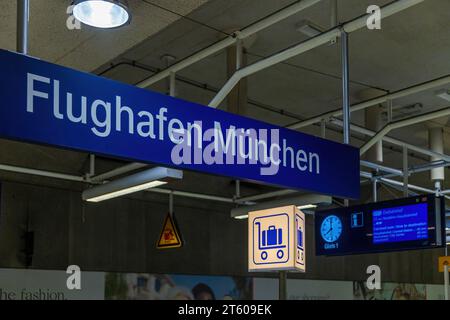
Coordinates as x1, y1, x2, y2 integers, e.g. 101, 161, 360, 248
315, 195, 446, 256
372, 203, 428, 244
0, 49, 359, 198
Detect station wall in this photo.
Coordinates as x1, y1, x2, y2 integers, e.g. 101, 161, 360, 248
0, 181, 446, 285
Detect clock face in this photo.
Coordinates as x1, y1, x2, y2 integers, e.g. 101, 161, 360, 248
320, 215, 343, 243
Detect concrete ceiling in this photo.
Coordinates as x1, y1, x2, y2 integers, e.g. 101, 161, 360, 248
0, 0, 208, 71
99, 0, 450, 181
1, 0, 450, 200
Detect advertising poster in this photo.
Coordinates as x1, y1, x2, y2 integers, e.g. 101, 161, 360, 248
105, 273, 253, 300
353, 281, 427, 300
253, 278, 354, 300
0, 268, 104, 300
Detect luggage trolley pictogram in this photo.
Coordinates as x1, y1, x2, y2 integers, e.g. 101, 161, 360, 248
255, 222, 286, 261
296, 214, 305, 266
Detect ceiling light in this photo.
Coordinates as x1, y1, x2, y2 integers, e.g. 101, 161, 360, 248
82, 167, 182, 202
231, 194, 331, 219
72, 0, 131, 29
297, 204, 317, 210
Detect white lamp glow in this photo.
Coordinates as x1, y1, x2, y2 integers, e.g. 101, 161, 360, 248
73, 0, 130, 29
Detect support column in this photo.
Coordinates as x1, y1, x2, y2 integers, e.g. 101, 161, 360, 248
428, 123, 446, 190
279, 271, 287, 300
162, 55, 176, 97
226, 40, 247, 115
360, 89, 386, 163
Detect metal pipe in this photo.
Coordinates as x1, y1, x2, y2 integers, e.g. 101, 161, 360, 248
169, 72, 176, 97
235, 180, 241, 199
89, 154, 95, 177
289, 74, 450, 130
360, 107, 450, 156
373, 179, 378, 202
320, 119, 326, 138
379, 177, 436, 195
209, 29, 340, 108
0, 163, 85, 182
360, 160, 403, 176
17, 0, 29, 54
208, 0, 423, 108
136, 0, 322, 88
403, 146, 409, 197
341, 30, 350, 144
445, 264, 449, 301
376, 160, 450, 179
169, 192, 174, 216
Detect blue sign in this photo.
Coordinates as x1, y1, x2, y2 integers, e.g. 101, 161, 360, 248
315, 194, 446, 256
295, 213, 305, 267
372, 203, 428, 244
0, 49, 359, 198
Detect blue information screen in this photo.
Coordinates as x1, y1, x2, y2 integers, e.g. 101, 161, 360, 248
315, 195, 446, 256
372, 203, 428, 244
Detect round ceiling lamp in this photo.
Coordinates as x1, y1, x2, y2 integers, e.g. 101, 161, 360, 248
72, 0, 131, 29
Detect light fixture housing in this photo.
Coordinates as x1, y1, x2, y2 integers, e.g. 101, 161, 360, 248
231, 194, 331, 219
83, 167, 182, 202
296, 20, 324, 38
436, 89, 450, 102
72, 0, 131, 29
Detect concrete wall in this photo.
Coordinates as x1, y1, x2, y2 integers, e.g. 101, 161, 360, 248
0, 181, 446, 285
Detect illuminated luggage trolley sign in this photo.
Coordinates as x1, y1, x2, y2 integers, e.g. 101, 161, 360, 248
256, 223, 286, 261
248, 205, 306, 272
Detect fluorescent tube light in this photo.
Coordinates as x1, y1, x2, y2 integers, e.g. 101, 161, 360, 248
297, 204, 317, 210
86, 180, 167, 202
82, 167, 182, 202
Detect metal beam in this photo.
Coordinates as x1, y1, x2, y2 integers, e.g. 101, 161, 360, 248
289, 74, 450, 130
0, 163, 85, 182
136, 0, 322, 88
330, 118, 450, 163
208, 0, 424, 108
360, 106, 450, 156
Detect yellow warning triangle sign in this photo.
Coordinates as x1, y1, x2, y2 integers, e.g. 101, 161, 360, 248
157, 213, 182, 249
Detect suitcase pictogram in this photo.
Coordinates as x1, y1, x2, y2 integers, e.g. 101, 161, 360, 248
255, 222, 286, 261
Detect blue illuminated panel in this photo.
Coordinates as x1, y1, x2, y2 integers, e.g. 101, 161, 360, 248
315, 194, 445, 256
372, 203, 428, 244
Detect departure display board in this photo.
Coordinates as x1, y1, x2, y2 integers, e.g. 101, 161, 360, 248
315, 195, 446, 256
